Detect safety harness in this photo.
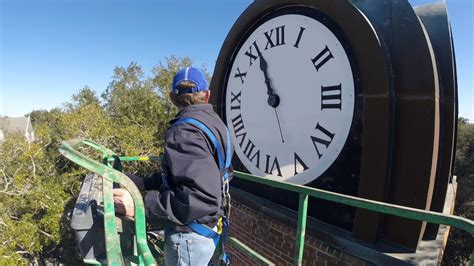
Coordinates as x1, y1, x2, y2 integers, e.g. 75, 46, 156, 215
173, 117, 232, 264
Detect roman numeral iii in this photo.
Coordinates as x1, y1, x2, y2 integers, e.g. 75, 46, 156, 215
321, 84, 342, 110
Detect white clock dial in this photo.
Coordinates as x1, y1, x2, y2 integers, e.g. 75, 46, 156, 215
225, 10, 356, 185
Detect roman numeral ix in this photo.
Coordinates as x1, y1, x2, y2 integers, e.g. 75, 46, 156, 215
230, 91, 241, 110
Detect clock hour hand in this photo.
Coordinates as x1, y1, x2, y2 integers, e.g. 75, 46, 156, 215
258, 51, 284, 143
258, 51, 280, 108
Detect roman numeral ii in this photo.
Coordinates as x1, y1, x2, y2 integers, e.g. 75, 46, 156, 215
311, 45, 334, 71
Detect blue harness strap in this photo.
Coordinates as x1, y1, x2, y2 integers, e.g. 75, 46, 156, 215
173, 117, 232, 264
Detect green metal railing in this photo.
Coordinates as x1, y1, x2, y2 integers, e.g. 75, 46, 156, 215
59, 138, 273, 265
233, 171, 474, 265
59, 139, 156, 265
60, 138, 474, 265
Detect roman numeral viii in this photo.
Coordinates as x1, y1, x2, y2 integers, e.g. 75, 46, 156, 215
311, 45, 334, 71
231, 113, 260, 169
310, 123, 335, 159
321, 84, 342, 110
264, 25, 285, 50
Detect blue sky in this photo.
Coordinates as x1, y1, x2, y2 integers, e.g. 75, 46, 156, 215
1, 0, 473, 120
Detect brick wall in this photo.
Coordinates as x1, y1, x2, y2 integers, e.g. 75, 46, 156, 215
227, 198, 373, 265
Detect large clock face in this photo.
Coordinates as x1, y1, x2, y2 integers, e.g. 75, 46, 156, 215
224, 7, 357, 185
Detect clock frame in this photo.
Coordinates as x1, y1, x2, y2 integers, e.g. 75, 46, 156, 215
223, 6, 359, 185
211, 0, 392, 233
211, 0, 451, 252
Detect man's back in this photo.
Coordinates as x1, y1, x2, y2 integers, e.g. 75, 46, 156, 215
145, 103, 231, 227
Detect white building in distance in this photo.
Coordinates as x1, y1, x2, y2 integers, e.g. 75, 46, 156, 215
0, 116, 35, 142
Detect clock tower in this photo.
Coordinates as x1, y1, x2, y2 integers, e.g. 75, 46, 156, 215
210, 0, 457, 259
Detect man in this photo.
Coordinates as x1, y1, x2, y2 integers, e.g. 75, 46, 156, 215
113, 67, 233, 265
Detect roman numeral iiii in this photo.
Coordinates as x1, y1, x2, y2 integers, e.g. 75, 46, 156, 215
310, 123, 335, 159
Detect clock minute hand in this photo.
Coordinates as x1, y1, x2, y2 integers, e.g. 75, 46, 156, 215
258, 52, 280, 108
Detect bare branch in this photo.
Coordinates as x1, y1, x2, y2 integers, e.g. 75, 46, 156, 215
8, 215, 20, 221
39, 230, 53, 238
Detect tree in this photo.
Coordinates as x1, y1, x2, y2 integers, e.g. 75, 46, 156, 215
0, 57, 211, 264
67, 86, 101, 111
0, 133, 69, 264
443, 118, 474, 265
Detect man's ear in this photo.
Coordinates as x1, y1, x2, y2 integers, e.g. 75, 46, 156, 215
169, 91, 178, 108
205, 90, 211, 103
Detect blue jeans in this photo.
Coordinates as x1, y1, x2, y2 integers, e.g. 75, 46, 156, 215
164, 228, 215, 266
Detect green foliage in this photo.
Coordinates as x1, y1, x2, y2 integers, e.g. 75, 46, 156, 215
0, 133, 68, 264
0, 56, 203, 264
443, 118, 474, 265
